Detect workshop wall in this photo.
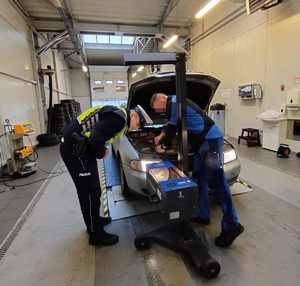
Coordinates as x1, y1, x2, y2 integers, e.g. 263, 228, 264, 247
39, 43, 72, 106
90, 66, 128, 106
0, 0, 41, 160
190, 0, 300, 138
70, 69, 91, 111
0, 0, 72, 163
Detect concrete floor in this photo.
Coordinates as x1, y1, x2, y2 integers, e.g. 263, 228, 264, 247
0, 144, 300, 286
0, 145, 60, 243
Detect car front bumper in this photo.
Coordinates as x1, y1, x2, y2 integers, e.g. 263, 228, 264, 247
123, 158, 241, 197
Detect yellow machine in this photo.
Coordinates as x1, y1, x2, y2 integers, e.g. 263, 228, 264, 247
4, 121, 37, 177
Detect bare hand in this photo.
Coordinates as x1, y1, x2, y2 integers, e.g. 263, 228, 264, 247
155, 144, 166, 154
154, 133, 165, 146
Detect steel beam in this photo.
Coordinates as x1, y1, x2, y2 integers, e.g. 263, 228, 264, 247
42, 0, 88, 68
158, 0, 181, 29
37, 30, 69, 55
8, 0, 47, 42
175, 53, 188, 173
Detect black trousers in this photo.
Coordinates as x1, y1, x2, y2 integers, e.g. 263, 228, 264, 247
60, 142, 101, 233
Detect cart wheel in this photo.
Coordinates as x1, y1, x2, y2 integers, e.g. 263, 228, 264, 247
200, 260, 221, 279
134, 238, 152, 251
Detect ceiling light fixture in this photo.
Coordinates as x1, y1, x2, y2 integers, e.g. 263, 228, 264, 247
195, 0, 221, 19
137, 66, 145, 72
132, 72, 137, 78
163, 34, 178, 49
82, 65, 88, 72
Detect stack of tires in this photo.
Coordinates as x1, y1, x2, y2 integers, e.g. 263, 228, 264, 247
53, 100, 81, 135
52, 104, 66, 135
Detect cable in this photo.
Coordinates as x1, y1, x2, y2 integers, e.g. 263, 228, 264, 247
0, 171, 67, 189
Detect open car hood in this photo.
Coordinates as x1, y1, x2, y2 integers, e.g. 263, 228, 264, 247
127, 73, 220, 113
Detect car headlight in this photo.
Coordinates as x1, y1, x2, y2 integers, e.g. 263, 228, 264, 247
130, 159, 161, 173
224, 149, 237, 164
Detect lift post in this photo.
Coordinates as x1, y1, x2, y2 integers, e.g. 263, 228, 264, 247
123, 53, 221, 278
123, 52, 188, 171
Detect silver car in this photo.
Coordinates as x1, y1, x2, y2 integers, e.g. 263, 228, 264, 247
113, 73, 241, 198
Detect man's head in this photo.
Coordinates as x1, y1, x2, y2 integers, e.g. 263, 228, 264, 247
150, 93, 168, 113
128, 109, 141, 131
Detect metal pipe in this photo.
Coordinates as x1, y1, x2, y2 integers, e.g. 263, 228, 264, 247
8, 0, 47, 42
190, 6, 246, 46
158, 0, 181, 29
176, 53, 188, 174
0, 71, 37, 85
37, 30, 69, 55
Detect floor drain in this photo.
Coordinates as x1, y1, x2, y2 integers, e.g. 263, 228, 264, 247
0, 162, 61, 261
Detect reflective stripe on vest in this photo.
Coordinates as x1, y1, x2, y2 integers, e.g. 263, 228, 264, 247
77, 106, 127, 145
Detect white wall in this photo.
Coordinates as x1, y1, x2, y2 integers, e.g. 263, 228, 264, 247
0, 0, 41, 160
89, 66, 128, 105
0, 0, 72, 162
39, 43, 72, 106
70, 69, 91, 111
190, 0, 300, 139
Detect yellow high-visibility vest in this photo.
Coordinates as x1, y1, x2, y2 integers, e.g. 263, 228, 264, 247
77, 105, 127, 146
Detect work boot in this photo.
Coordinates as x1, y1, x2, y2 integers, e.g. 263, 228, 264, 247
215, 223, 244, 248
89, 229, 119, 246
191, 217, 210, 225
99, 216, 112, 226
86, 216, 112, 234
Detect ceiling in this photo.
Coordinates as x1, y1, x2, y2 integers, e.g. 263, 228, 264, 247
22, 0, 203, 29
18, 0, 208, 66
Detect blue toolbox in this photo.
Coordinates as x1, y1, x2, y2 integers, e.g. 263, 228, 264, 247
146, 160, 198, 222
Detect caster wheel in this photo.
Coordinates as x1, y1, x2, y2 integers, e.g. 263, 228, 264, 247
200, 260, 221, 279
134, 238, 151, 251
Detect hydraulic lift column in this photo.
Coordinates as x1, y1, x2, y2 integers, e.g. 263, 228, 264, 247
123, 53, 221, 279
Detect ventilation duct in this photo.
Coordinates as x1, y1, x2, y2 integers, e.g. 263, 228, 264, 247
246, 0, 282, 15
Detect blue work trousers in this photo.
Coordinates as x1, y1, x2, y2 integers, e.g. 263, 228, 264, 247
192, 138, 239, 231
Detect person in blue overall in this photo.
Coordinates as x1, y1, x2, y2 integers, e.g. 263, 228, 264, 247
150, 93, 244, 247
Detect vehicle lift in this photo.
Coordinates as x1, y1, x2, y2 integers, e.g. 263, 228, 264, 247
123, 53, 221, 279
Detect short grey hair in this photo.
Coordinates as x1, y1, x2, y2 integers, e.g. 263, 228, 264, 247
150, 93, 160, 108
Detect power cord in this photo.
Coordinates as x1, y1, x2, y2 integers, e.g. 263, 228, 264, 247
1, 171, 66, 189
0, 139, 67, 190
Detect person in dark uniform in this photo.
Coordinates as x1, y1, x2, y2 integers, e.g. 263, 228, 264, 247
60, 105, 127, 246
150, 93, 244, 248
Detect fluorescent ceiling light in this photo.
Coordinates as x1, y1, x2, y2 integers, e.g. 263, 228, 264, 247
163, 34, 178, 49
82, 65, 88, 72
132, 72, 137, 78
137, 66, 144, 72
106, 80, 113, 84
94, 80, 102, 85
116, 80, 125, 84
195, 0, 221, 19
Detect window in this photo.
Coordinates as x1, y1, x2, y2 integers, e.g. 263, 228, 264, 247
105, 80, 113, 84
110, 36, 122, 45
83, 34, 135, 47
122, 36, 134, 45
116, 86, 127, 92
97, 35, 110, 44
116, 80, 125, 84
94, 80, 102, 85
93, 86, 104, 92
84, 34, 97, 43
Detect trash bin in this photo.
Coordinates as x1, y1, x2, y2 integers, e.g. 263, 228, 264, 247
210, 103, 225, 134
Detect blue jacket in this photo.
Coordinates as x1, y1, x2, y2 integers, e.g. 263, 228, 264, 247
162, 96, 223, 148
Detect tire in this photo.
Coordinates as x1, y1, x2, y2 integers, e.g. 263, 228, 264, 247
134, 238, 152, 251
37, 133, 60, 147
199, 260, 221, 279
119, 157, 131, 197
